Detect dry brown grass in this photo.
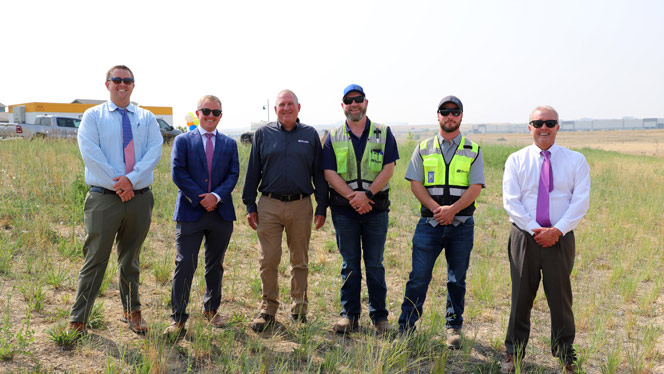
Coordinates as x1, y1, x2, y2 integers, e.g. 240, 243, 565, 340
1, 132, 663, 373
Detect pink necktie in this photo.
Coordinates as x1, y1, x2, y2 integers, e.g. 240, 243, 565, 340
119, 108, 135, 174
205, 133, 214, 193
536, 150, 553, 227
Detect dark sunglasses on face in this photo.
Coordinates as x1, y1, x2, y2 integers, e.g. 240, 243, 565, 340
529, 120, 558, 128
438, 109, 462, 117
108, 77, 134, 84
198, 108, 222, 117
343, 96, 365, 105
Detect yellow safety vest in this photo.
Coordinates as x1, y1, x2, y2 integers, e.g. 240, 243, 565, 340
330, 121, 389, 192
418, 135, 479, 217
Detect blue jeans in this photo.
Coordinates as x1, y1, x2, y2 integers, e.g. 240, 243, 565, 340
399, 216, 474, 330
331, 210, 389, 322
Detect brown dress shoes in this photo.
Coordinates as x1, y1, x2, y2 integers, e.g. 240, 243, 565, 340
120, 310, 148, 334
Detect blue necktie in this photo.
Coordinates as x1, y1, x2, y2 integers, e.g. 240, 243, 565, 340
119, 108, 135, 174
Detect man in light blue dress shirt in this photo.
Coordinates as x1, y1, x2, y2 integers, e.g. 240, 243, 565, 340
68, 65, 162, 336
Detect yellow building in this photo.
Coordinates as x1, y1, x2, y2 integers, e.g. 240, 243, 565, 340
8, 100, 173, 126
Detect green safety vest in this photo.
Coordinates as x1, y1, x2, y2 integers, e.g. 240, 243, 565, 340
418, 135, 479, 217
330, 121, 389, 192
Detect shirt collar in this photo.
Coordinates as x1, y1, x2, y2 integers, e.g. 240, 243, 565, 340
530, 142, 559, 155
436, 132, 462, 147
108, 100, 136, 113
277, 121, 299, 131
198, 126, 217, 137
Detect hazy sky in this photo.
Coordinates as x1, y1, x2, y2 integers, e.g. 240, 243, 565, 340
3, 0, 663, 129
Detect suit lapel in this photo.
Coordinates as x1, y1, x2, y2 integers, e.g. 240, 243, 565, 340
212, 133, 224, 167
191, 131, 208, 171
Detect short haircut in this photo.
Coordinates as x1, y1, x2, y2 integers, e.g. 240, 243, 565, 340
529, 105, 559, 121
277, 89, 299, 105
197, 95, 223, 112
106, 65, 134, 81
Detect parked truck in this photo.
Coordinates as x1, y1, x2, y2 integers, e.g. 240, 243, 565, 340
156, 118, 182, 143
0, 115, 80, 140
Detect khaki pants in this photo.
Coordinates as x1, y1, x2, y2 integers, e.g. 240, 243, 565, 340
256, 195, 312, 316
69, 190, 153, 323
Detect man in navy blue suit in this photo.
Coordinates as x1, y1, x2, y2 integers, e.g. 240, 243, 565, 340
164, 95, 239, 337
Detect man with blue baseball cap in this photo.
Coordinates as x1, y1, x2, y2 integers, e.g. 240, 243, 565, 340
322, 84, 399, 334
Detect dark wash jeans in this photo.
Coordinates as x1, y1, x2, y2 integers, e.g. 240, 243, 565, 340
399, 216, 474, 330
331, 210, 389, 322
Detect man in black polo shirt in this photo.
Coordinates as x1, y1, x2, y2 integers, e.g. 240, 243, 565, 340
242, 89, 327, 332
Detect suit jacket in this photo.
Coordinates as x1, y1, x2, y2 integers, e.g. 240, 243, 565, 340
171, 130, 239, 222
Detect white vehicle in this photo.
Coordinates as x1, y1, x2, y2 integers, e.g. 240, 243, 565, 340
0, 115, 80, 140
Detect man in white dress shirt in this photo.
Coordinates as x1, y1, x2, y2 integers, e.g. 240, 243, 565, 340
501, 106, 590, 373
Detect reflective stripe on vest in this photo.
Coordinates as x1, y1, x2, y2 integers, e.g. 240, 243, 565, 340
419, 135, 479, 216
330, 121, 389, 191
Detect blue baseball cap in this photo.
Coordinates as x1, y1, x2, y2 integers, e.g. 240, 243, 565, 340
438, 95, 463, 112
343, 84, 365, 98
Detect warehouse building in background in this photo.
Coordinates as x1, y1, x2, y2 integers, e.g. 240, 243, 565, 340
469, 117, 664, 134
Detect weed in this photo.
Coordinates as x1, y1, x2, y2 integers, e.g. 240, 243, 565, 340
57, 236, 81, 259
99, 259, 117, 295
43, 262, 69, 289
19, 280, 46, 312
87, 301, 105, 329
151, 252, 172, 284
47, 322, 81, 350
0, 239, 13, 276
189, 321, 214, 362
249, 273, 262, 297
601, 344, 622, 374
0, 298, 34, 360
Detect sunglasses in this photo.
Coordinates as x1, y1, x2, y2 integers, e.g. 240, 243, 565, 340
529, 120, 558, 128
108, 77, 135, 84
438, 109, 462, 117
198, 108, 222, 117
343, 96, 365, 105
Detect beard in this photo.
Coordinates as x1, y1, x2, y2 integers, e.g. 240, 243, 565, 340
345, 107, 367, 122
440, 121, 461, 133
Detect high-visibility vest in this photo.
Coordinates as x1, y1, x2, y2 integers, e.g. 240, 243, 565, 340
418, 135, 479, 217
330, 121, 389, 192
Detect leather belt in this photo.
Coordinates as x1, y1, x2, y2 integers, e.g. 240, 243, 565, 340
90, 186, 151, 194
264, 192, 309, 202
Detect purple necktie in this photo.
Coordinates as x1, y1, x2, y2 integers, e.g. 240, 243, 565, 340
204, 133, 214, 193
119, 108, 135, 174
536, 150, 553, 227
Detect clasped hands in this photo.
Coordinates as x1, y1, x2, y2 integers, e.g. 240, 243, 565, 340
532, 227, 563, 247
432, 205, 456, 225
347, 191, 373, 214
112, 176, 134, 202
198, 193, 218, 212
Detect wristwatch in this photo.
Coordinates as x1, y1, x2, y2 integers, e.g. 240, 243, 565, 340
365, 190, 374, 199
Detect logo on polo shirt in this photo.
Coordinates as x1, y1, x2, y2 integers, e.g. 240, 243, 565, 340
298, 139, 309, 144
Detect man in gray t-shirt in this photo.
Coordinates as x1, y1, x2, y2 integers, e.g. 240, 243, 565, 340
398, 95, 485, 350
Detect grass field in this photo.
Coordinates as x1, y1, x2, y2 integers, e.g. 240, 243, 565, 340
0, 130, 663, 373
